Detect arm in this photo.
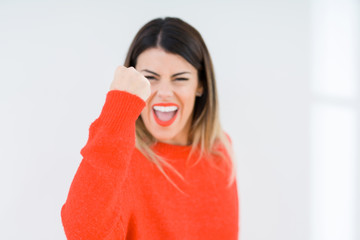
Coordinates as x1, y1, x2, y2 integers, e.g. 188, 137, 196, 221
61, 90, 145, 240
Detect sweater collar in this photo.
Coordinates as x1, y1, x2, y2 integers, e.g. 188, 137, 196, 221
152, 141, 194, 159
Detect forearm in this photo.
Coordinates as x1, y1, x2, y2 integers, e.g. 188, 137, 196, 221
61, 90, 145, 239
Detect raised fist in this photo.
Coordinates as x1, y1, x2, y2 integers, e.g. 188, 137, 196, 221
110, 66, 151, 101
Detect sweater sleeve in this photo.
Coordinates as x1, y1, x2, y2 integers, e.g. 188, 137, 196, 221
61, 90, 145, 240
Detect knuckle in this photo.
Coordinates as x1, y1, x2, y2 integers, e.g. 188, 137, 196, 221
116, 65, 124, 71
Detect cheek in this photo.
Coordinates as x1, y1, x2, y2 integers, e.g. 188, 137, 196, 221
179, 91, 197, 113
150, 83, 158, 94
140, 91, 157, 121
140, 104, 151, 123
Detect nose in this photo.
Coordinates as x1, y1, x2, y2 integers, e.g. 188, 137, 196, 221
154, 81, 173, 99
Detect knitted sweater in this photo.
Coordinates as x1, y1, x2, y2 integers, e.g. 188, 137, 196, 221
61, 90, 239, 240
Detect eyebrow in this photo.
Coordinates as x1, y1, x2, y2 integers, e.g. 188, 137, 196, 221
141, 69, 191, 77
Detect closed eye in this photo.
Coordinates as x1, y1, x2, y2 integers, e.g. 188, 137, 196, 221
145, 76, 157, 80
174, 78, 189, 81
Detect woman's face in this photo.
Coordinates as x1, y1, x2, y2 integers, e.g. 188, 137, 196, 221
136, 47, 203, 145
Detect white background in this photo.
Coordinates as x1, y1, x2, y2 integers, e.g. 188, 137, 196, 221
0, 0, 358, 239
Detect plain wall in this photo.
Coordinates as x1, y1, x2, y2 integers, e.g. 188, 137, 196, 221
0, 0, 313, 239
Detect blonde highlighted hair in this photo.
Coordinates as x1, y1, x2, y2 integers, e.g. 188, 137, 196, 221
124, 17, 235, 189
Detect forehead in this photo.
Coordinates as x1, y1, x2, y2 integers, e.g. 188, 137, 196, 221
136, 48, 197, 74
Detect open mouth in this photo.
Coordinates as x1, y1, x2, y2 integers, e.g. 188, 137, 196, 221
152, 104, 179, 127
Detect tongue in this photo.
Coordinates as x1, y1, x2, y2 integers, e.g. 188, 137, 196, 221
155, 110, 176, 121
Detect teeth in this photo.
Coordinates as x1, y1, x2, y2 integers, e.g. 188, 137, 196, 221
153, 106, 178, 112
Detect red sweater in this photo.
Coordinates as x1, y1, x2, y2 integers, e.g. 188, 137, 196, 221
61, 90, 239, 240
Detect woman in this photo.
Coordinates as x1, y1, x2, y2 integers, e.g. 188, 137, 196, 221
61, 17, 239, 240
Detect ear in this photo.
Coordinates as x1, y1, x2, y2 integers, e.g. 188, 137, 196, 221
196, 85, 204, 97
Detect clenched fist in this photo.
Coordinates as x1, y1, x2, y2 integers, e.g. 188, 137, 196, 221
110, 66, 151, 101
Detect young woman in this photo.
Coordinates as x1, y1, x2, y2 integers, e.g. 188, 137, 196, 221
61, 17, 239, 240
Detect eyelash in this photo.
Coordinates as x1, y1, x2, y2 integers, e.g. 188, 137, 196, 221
145, 76, 157, 80
145, 76, 189, 81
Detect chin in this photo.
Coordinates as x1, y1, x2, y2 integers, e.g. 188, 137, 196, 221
151, 132, 176, 143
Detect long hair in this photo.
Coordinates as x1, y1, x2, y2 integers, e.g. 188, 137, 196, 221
124, 17, 235, 188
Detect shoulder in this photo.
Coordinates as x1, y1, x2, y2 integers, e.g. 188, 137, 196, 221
212, 131, 233, 154
224, 131, 233, 145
